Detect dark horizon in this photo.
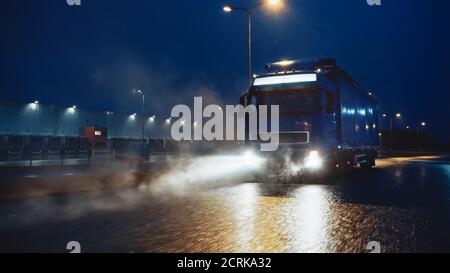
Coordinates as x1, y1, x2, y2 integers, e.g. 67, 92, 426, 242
1, 0, 449, 141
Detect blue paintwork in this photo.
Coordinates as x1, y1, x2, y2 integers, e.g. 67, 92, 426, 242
245, 58, 379, 157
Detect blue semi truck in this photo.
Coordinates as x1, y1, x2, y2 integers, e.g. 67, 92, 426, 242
241, 58, 379, 175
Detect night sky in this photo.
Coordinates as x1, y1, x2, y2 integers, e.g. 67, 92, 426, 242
1, 0, 449, 141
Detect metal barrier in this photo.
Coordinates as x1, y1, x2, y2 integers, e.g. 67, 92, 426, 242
0, 136, 9, 161
48, 136, 62, 159
0, 135, 181, 166
8, 135, 24, 161
30, 136, 44, 159
64, 137, 78, 158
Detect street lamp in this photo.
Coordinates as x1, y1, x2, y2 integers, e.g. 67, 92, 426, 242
417, 121, 427, 152
133, 89, 145, 141
32, 101, 40, 134
223, 6, 232, 12
382, 112, 402, 151
223, 0, 283, 86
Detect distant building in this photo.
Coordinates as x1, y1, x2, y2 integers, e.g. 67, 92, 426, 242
0, 100, 171, 139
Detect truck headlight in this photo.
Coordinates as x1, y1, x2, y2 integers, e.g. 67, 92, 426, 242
304, 150, 323, 170
242, 149, 265, 167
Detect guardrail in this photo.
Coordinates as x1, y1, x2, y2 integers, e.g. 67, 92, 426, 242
0, 135, 180, 167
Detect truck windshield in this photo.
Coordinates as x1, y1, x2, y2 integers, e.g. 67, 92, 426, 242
256, 89, 321, 116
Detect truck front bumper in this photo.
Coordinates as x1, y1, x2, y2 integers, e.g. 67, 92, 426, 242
248, 143, 328, 175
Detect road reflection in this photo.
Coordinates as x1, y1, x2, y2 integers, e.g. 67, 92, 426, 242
283, 185, 330, 252
220, 184, 332, 253
228, 184, 259, 252
1, 156, 449, 252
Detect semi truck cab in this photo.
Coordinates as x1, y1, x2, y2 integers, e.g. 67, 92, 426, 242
241, 58, 379, 174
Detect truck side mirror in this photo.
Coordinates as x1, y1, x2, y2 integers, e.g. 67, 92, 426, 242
239, 94, 246, 107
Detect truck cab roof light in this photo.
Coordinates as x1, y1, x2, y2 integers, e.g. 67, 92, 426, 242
265, 58, 336, 73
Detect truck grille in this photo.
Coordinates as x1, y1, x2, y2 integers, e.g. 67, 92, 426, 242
257, 132, 309, 144
279, 132, 309, 144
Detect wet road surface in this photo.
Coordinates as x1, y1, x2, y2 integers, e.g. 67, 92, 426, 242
0, 155, 449, 253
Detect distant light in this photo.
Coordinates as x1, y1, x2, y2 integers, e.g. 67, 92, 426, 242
166, 118, 171, 124
358, 109, 366, 116
253, 73, 317, 86
223, 6, 232, 12
29, 102, 38, 110
365, 124, 370, 130
133, 113, 137, 116
368, 92, 372, 96
421, 122, 427, 127
34, 101, 39, 104
273, 60, 295, 67
373, 124, 377, 129
316, 68, 322, 73
193, 121, 199, 127
382, 114, 387, 118
379, 133, 382, 137
395, 113, 401, 118
267, 0, 281, 6
406, 126, 410, 129
72, 105, 77, 109
149, 116, 155, 122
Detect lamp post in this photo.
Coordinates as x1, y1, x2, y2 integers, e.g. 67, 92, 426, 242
223, 0, 282, 86
417, 122, 427, 152
382, 113, 401, 151
33, 101, 40, 135
133, 89, 145, 142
